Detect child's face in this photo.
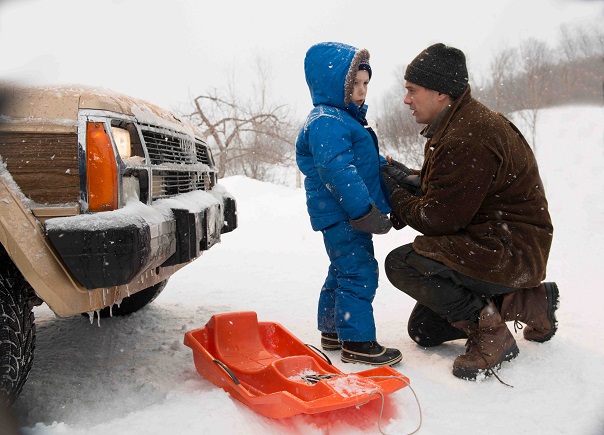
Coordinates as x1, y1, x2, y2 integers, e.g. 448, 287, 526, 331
351, 70, 370, 108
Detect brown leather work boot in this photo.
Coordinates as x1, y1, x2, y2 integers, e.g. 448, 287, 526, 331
451, 301, 519, 380
500, 282, 559, 342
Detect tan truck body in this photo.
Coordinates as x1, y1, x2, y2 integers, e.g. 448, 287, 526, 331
0, 83, 236, 317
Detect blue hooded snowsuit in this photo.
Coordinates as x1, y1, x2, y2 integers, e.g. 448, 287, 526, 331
295, 42, 391, 342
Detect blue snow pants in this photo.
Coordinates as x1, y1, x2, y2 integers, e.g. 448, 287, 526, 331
318, 220, 378, 342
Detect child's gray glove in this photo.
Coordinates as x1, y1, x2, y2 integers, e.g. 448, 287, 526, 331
349, 204, 392, 234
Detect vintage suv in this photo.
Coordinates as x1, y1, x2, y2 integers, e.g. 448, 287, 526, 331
0, 83, 237, 404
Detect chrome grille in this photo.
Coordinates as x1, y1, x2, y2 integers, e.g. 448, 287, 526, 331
141, 125, 196, 164
195, 139, 212, 165
151, 170, 209, 199
138, 124, 216, 200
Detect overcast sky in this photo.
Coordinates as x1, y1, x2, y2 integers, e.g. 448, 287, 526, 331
1, 0, 602, 119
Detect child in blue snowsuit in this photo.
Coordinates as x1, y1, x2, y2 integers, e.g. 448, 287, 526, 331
296, 42, 402, 366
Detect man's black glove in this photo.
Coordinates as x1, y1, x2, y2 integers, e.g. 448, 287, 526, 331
387, 158, 414, 177
382, 160, 423, 197
390, 212, 407, 230
349, 204, 392, 234
382, 168, 403, 194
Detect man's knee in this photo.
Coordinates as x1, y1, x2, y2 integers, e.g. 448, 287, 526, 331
385, 244, 453, 301
385, 243, 415, 275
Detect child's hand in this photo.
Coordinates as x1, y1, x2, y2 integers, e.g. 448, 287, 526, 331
349, 204, 392, 234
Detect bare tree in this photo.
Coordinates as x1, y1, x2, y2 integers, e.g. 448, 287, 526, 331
187, 58, 297, 181
558, 24, 582, 101
516, 38, 553, 151
488, 47, 518, 113
376, 69, 424, 168
559, 23, 604, 104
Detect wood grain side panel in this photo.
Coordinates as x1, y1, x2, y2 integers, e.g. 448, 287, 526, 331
0, 133, 80, 203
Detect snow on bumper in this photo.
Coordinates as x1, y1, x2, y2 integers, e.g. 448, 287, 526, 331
45, 186, 237, 290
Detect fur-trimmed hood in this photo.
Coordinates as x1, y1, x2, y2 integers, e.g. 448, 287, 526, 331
303, 42, 370, 109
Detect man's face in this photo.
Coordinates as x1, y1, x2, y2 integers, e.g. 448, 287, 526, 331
403, 82, 448, 125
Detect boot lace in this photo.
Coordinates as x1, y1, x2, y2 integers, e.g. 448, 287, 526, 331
466, 328, 514, 388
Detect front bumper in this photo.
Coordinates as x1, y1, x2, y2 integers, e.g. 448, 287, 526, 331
45, 187, 237, 290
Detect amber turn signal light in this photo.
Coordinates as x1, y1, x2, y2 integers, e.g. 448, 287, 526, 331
86, 122, 118, 212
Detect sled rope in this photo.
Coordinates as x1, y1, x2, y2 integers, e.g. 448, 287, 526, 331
367, 376, 422, 435
305, 343, 333, 365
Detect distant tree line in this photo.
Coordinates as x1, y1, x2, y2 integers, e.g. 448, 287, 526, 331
184, 23, 602, 186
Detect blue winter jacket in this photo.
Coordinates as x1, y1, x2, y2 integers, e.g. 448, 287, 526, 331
296, 42, 391, 231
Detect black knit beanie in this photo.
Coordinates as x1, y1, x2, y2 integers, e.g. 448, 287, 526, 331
404, 43, 468, 98
358, 59, 372, 80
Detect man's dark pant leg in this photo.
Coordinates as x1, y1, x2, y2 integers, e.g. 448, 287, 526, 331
385, 243, 518, 325
407, 302, 467, 346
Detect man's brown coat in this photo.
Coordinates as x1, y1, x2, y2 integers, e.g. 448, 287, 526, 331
390, 86, 553, 288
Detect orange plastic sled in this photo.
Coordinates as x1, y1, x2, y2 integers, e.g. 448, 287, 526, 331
183, 311, 410, 419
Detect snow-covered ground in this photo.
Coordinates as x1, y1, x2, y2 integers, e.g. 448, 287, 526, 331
10, 105, 604, 434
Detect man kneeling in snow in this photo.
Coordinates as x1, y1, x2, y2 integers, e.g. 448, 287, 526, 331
382, 43, 558, 381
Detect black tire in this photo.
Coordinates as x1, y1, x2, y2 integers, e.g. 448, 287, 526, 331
0, 247, 36, 406
97, 279, 168, 318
